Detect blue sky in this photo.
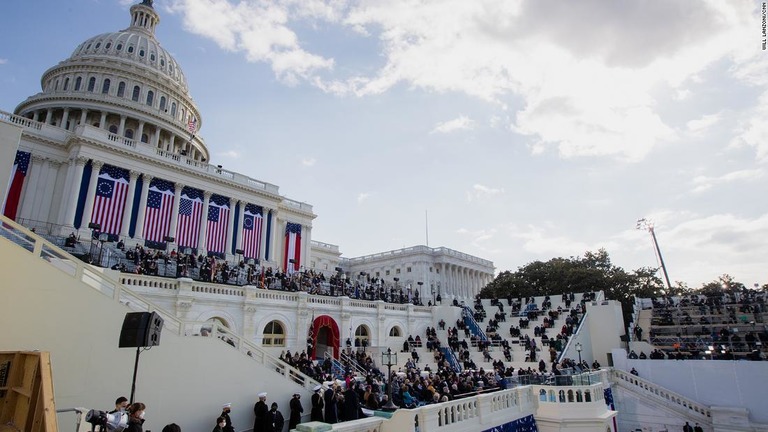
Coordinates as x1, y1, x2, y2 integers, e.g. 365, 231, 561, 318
1, 0, 767, 288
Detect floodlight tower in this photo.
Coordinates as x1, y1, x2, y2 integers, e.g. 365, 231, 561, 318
636, 218, 672, 290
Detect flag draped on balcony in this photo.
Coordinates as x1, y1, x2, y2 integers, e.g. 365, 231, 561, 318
91, 164, 130, 235
177, 186, 203, 250
283, 222, 301, 273
206, 194, 230, 254
2, 151, 31, 220
242, 203, 263, 260
143, 178, 175, 243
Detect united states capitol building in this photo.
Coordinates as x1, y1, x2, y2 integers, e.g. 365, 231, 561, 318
0, 2, 765, 432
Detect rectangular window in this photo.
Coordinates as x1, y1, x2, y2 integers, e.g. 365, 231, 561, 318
396, 268, 401, 274
407, 267, 412, 272
385, 270, 390, 276
375, 272, 380, 278
430, 267, 433, 272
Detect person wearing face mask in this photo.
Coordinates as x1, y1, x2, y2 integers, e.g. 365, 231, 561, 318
269, 402, 284, 432
109, 396, 129, 414
219, 403, 234, 432
212, 416, 226, 432
125, 402, 146, 432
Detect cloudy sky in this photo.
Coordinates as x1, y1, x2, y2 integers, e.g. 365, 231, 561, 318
1, 0, 766, 287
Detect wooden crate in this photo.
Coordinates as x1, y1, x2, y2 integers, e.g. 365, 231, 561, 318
0, 351, 58, 432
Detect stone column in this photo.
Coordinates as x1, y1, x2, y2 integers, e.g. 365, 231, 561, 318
225, 197, 236, 255
137, 121, 145, 144
38, 159, 60, 223
119, 171, 140, 237
61, 157, 88, 229
133, 173, 153, 239
17, 154, 45, 222
197, 191, 212, 252
44, 109, 52, 124
61, 108, 70, 131
235, 201, 245, 251
99, 111, 107, 129
168, 182, 182, 243
32, 111, 39, 122
152, 128, 161, 147
117, 115, 127, 136
80, 160, 104, 227
301, 224, 311, 270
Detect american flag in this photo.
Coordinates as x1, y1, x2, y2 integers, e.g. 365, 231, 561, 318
206, 194, 230, 254
2, 150, 31, 220
241, 203, 263, 259
90, 164, 129, 235
142, 178, 175, 243
187, 117, 197, 135
177, 187, 203, 249
283, 222, 301, 273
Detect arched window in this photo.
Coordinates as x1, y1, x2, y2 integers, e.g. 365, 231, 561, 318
132, 86, 140, 102
141, 134, 149, 143
355, 326, 370, 346
116, 43, 123, 51
558, 390, 566, 403
170, 102, 177, 117
567, 390, 574, 402
389, 326, 401, 337
128, 46, 134, 54
539, 389, 547, 401
159, 96, 166, 111
263, 321, 285, 346
87, 77, 96, 92
585, 390, 592, 402
63, 77, 70, 91
102, 79, 111, 94
125, 129, 134, 139
117, 82, 126, 98
54, 80, 59, 91
105, 42, 112, 50
576, 390, 583, 402
109, 125, 118, 134
74, 77, 82, 91
146, 90, 154, 106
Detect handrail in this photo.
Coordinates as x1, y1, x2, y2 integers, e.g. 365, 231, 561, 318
439, 346, 462, 373
0, 214, 320, 391
611, 368, 711, 419
339, 350, 368, 376
462, 305, 488, 341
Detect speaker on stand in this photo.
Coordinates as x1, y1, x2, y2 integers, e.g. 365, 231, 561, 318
119, 312, 164, 403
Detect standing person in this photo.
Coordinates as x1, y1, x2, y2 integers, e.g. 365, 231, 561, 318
212, 416, 226, 432
324, 384, 338, 424
270, 402, 285, 432
310, 385, 324, 422
109, 396, 129, 414
342, 385, 360, 421
220, 403, 234, 432
125, 402, 146, 432
288, 393, 303, 430
253, 392, 270, 432
683, 421, 694, 432
693, 423, 703, 432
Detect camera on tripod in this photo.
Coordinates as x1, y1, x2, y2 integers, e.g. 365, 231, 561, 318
85, 409, 128, 432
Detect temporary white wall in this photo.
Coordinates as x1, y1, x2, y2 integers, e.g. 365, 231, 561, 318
0, 236, 313, 432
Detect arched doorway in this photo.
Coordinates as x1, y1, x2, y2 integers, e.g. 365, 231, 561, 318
311, 315, 340, 360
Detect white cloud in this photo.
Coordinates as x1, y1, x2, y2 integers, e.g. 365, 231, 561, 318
686, 112, 721, 135
691, 169, 765, 193
301, 157, 316, 167
466, 184, 504, 202
167, 0, 333, 84
357, 192, 371, 203
0, 58, 8, 65
217, 150, 240, 158
430, 115, 475, 134
730, 90, 768, 163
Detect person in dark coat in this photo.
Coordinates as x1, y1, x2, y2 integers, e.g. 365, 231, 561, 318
220, 403, 234, 432
310, 385, 324, 422
323, 385, 338, 424
253, 393, 270, 432
342, 386, 360, 421
125, 402, 146, 432
288, 393, 304, 429
270, 403, 284, 432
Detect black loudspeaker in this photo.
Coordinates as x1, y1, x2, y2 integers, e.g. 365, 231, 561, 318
119, 312, 164, 348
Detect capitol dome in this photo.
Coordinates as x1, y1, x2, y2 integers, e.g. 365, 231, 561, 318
15, 0, 209, 162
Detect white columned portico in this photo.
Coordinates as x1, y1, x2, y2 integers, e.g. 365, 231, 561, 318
120, 171, 140, 237
133, 173, 153, 239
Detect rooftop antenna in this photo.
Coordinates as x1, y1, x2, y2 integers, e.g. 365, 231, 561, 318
636, 218, 672, 290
